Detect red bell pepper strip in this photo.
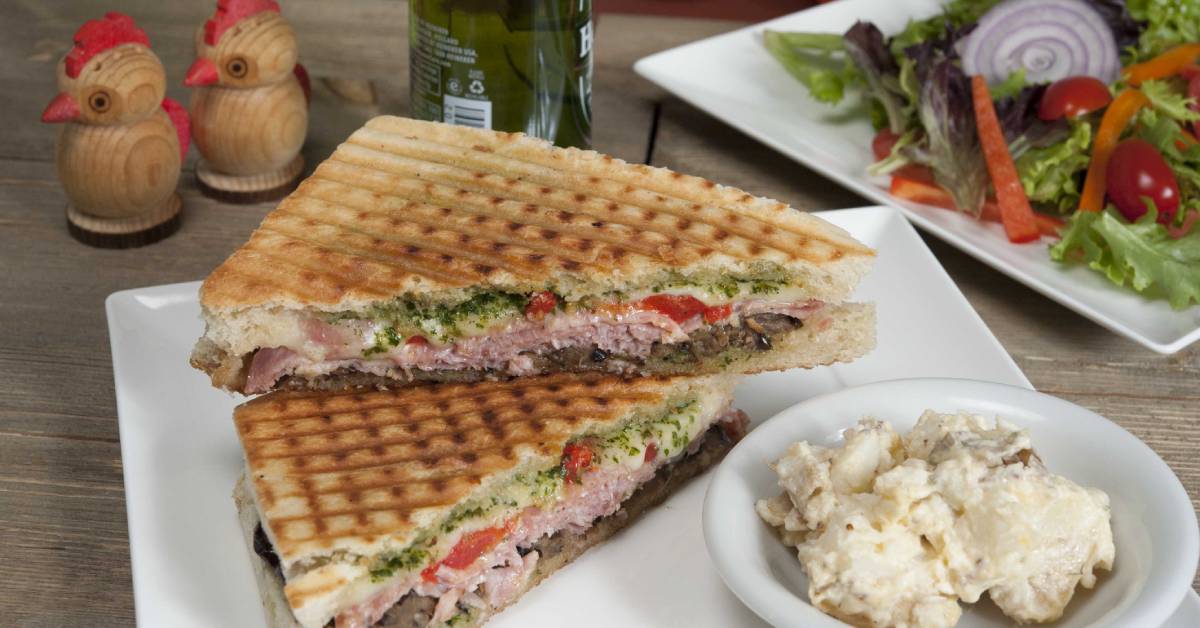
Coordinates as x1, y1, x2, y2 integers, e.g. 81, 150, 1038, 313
970, 75, 1040, 243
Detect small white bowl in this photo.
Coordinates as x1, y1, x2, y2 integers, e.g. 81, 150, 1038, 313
703, 378, 1199, 627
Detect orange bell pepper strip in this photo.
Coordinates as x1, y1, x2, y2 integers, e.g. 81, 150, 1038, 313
970, 75, 1040, 243
1079, 89, 1149, 213
1124, 43, 1200, 86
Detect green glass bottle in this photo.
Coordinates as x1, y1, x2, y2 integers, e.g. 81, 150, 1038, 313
409, 0, 593, 149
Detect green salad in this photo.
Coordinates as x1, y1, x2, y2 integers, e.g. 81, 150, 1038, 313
766, 0, 1200, 308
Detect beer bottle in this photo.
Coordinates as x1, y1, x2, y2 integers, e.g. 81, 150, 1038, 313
409, 0, 593, 149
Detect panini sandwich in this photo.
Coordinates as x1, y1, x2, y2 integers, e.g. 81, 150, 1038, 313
233, 372, 747, 627
193, 116, 876, 394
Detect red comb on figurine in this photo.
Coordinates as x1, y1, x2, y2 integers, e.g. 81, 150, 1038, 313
64, 12, 150, 78
204, 0, 281, 46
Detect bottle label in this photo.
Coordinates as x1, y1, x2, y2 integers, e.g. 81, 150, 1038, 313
443, 94, 492, 129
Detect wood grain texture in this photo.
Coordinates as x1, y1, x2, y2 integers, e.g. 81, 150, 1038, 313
187, 8, 308, 196
1, 8, 1196, 628
46, 37, 182, 233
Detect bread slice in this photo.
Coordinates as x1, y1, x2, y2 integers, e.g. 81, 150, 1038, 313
192, 117, 875, 393
233, 372, 740, 627
234, 425, 734, 628
200, 116, 873, 313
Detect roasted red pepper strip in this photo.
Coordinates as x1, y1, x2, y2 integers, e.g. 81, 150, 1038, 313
637, 294, 708, 323
1080, 89, 1149, 213
421, 519, 515, 582
1124, 43, 1200, 86
638, 294, 733, 325
702, 303, 732, 324
561, 442, 595, 484
525, 291, 557, 319
970, 75, 1040, 243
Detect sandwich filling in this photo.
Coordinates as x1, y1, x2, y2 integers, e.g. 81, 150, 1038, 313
226, 278, 826, 393
262, 392, 747, 628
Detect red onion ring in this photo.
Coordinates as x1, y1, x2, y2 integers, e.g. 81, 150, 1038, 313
960, 0, 1120, 85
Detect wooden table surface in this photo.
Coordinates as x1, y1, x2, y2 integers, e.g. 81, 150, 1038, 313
1, 3, 1196, 626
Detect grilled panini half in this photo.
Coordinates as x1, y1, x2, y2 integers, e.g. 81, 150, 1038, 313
194, 116, 876, 393
233, 373, 745, 628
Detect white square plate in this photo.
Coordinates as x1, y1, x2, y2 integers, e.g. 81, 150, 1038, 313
109, 207, 1030, 627
633, 0, 1200, 354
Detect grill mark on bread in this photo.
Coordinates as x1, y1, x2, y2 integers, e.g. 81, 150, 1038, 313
247, 226, 478, 288
344, 126, 867, 260
299, 177, 602, 267
259, 215, 511, 282
317, 160, 673, 262
328, 148, 777, 262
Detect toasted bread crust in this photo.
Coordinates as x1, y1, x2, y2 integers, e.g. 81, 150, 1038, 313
200, 116, 873, 314
235, 425, 735, 628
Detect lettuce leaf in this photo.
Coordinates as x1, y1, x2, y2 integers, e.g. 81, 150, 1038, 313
887, 0, 1002, 57
762, 30, 859, 104
1051, 208, 1200, 309
1015, 121, 1092, 211
1127, 0, 1200, 60
843, 21, 909, 133
1140, 79, 1200, 124
915, 57, 989, 214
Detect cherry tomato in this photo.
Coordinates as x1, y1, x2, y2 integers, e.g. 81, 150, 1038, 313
871, 128, 901, 160
1038, 76, 1113, 120
405, 335, 429, 346
637, 294, 708, 323
525, 291, 557, 319
421, 521, 513, 581
561, 442, 595, 483
1105, 138, 1180, 224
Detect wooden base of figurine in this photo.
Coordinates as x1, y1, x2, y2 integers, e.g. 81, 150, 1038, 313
195, 154, 304, 204
66, 193, 182, 249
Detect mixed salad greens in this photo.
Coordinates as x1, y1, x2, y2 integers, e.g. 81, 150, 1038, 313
765, 0, 1200, 308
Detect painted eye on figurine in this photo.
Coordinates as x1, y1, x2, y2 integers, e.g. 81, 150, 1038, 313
226, 57, 248, 78
88, 91, 111, 113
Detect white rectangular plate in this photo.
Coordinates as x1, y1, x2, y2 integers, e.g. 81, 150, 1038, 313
633, 0, 1200, 354
110, 207, 1028, 627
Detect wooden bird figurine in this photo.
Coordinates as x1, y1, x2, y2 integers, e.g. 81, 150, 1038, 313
41, 12, 188, 248
184, 0, 309, 202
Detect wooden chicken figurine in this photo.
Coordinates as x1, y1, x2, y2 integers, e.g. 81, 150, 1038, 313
185, 0, 309, 202
41, 12, 189, 248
